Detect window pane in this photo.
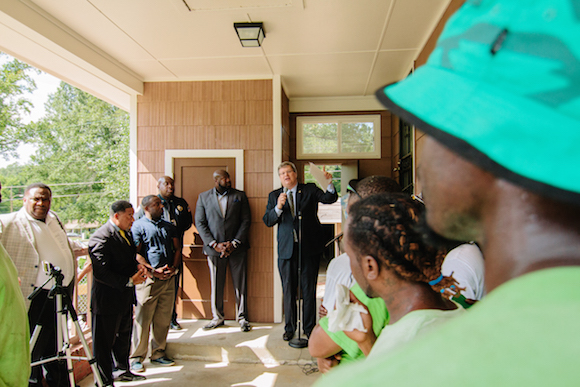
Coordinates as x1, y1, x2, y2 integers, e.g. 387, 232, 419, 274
302, 123, 338, 154
341, 122, 375, 153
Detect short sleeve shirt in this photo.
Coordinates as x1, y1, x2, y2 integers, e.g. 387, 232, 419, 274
131, 217, 177, 268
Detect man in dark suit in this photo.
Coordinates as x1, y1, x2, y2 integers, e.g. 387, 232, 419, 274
89, 200, 148, 385
195, 170, 252, 332
263, 161, 337, 341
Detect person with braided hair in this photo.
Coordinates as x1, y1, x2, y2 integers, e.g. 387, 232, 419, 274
310, 176, 401, 373
338, 193, 463, 361
321, 1, 580, 386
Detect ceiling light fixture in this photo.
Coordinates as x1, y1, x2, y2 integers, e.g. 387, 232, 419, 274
234, 22, 265, 47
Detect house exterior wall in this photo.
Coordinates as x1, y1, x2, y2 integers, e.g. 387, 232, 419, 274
136, 79, 275, 322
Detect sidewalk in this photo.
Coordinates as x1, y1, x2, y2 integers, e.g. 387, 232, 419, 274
79, 319, 322, 387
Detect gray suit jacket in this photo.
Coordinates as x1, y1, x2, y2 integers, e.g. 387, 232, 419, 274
195, 188, 251, 257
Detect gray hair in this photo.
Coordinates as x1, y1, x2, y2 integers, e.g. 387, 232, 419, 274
277, 161, 297, 173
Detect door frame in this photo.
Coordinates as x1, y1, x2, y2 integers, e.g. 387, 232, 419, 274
164, 149, 245, 190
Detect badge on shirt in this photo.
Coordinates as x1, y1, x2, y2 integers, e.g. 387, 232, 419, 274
177, 205, 184, 211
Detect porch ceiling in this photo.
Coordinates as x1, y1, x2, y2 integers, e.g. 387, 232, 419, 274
0, 0, 452, 110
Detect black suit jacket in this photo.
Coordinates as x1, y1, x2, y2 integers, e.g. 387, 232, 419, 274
263, 183, 338, 259
88, 221, 138, 315
195, 188, 251, 257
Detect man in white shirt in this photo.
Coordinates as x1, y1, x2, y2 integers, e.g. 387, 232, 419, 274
0, 183, 86, 387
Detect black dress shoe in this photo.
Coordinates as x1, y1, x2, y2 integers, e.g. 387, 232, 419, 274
283, 331, 294, 341
203, 320, 225, 330
115, 371, 147, 382
240, 321, 251, 332
170, 321, 182, 330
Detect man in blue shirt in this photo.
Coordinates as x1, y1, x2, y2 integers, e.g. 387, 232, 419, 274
130, 195, 181, 373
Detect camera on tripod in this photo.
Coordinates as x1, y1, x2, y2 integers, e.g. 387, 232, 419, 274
28, 261, 64, 301
41, 261, 64, 282
41, 261, 58, 275
28, 260, 104, 387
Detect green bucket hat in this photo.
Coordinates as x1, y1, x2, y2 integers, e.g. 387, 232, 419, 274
376, 0, 580, 205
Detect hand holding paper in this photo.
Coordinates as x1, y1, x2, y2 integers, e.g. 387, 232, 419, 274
309, 162, 332, 192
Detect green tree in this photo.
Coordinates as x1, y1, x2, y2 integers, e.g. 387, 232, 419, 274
341, 122, 375, 153
0, 164, 26, 214
303, 123, 338, 154
21, 83, 129, 224
0, 53, 38, 158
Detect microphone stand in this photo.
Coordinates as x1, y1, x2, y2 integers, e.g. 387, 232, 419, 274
289, 209, 308, 348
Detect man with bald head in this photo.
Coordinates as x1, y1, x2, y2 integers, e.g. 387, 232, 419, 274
195, 170, 252, 331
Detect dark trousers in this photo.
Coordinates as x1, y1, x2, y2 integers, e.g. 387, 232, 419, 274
92, 309, 133, 385
278, 245, 320, 337
207, 250, 248, 322
28, 288, 72, 387
171, 261, 182, 324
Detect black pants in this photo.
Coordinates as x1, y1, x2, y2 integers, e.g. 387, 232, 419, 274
171, 261, 182, 324
92, 309, 133, 385
28, 287, 73, 387
278, 245, 320, 337
207, 250, 248, 322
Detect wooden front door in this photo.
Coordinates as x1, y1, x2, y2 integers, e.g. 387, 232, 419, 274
173, 157, 237, 319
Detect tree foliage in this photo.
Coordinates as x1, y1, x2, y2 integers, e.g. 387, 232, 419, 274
0, 164, 27, 214
341, 122, 375, 153
20, 83, 129, 224
302, 121, 375, 154
0, 53, 38, 157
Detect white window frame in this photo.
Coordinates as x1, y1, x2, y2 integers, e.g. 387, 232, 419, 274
296, 114, 381, 160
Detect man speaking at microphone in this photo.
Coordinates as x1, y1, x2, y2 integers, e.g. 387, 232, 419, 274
263, 161, 337, 342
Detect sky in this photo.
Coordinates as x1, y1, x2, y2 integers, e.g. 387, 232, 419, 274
0, 54, 62, 168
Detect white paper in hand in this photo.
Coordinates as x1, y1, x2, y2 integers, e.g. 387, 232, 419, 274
327, 284, 368, 333
308, 162, 331, 192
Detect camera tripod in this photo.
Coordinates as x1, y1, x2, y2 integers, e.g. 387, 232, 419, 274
28, 265, 104, 387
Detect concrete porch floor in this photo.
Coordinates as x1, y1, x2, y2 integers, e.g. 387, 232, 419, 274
79, 319, 322, 387
79, 267, 329, 386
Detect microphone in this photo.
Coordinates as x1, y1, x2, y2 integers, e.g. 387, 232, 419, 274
282, 187, 288, 211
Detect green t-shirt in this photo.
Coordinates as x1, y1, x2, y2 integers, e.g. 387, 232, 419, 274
0, 243, 30, 387
317, 267, 580, 387
319, 283, 389, 364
